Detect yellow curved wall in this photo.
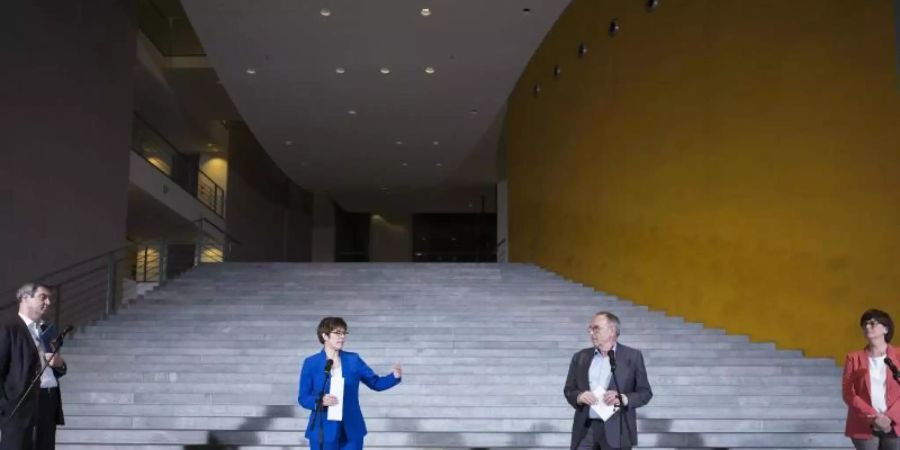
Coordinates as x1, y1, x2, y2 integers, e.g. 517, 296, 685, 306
507, 0, 900, 362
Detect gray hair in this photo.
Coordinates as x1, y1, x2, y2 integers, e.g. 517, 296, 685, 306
16, 282, 51, 301
594, 311, 621, 337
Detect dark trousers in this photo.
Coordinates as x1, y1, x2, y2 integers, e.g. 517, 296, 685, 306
575, 419, 632, 450
308, 422, 363, 450
852, 430, 900, 450
0, 387, 59, 450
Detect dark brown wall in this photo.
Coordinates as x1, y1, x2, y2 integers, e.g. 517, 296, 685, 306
225, 123, 312, 261
0, 0, 137, 297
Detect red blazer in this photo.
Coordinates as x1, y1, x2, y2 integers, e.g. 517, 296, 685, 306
842, 345, 900, 438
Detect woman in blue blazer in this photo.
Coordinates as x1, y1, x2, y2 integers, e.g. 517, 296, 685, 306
298, 317, 402, 450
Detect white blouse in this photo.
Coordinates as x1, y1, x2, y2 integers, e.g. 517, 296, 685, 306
869, 354, 888, 413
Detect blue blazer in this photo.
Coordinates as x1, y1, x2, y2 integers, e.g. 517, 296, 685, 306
298, 350, 401, 442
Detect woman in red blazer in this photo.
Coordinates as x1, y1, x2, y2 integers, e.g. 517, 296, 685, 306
842, 309, 900, 449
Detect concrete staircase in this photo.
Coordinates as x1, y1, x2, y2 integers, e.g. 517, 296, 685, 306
55, 263, 850, 449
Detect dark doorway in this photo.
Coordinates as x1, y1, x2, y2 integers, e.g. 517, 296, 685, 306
412, 214, 497, 262
335, 209, 370, 262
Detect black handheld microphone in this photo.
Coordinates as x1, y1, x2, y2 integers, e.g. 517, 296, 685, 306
885, 357, 900, 381
51, 325, 75, 345
608, 349, 617, 371
324, 359, 334, 375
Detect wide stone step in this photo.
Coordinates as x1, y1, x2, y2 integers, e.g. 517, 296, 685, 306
60, 348, 803, 360
55, 429, 850, 447
62, 416, 846, 433
60, 393, 843, 408
65, 340, 771, 352
78, 324, 713, 335
61, 403, 846, 420
64, 382, 841, 405
57, 447, 853, 450
63, 364, 840, 377
59, 373, 840, 393
61, 369, 842, 385
70, 331, 749, 343
48, 358, 839, 376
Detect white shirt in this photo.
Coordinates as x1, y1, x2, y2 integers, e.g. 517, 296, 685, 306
18, 314, 58, 389
869, 354, 888, 413
588, 347, 614, 419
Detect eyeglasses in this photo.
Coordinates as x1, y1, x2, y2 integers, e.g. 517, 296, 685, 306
330, 330, 349, 337
861, 319, 882, 328
588, 325, 614, 335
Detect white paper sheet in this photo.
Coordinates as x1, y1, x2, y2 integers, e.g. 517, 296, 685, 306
589, 388, 619, 421
326, 376, 344, 421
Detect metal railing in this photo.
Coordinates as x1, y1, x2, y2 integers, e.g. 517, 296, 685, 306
131, 113, 226, 217
3, 219, 237, 332
197, 171, 226, 217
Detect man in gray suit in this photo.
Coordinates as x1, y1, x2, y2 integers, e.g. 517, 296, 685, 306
564, 311, 653, 450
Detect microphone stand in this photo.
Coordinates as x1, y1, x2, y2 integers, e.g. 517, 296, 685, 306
311, 361, 332, 450
886, 358, 900, 384
3, 330, 67, 426
608, 350, 633, 449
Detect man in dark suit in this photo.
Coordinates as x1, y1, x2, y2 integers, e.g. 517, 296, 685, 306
564, 311, 652, 450
0, 283, 67, 450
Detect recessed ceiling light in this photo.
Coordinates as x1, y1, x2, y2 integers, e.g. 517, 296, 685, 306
522, 8, 532, 14
424, 66, 436, 74
420, 8, 431, 16
348, 109, 357, 115
395, 140, 404, 145
435, 162, 443, 167
468, 203, 474, 208
335, 67, 345, 74
245, 68, 256, 75
320, 8, 331, 17
401, 162, 408, 167
207, 143, 214, 148
300, 161, 308, 167
380, 67, 391, 75
470, 109, 479, 115
380, 186, 389, 191
285, 140, 293, 145
432, 141, 440, 145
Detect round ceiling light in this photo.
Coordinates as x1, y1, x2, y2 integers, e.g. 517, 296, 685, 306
424, 66, 436, 74
420, 8, 431, 16
380, 67, 391, 75
335, 67, 345, 74
320, 8, 331, 17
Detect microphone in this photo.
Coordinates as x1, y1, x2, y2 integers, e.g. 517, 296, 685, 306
324, 359, 334, 375
886, 357, 900, 380
48, 325, 74, 351
608, 349, 617, 371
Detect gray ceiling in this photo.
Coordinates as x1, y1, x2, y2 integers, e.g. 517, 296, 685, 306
180, 0, 570, 204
